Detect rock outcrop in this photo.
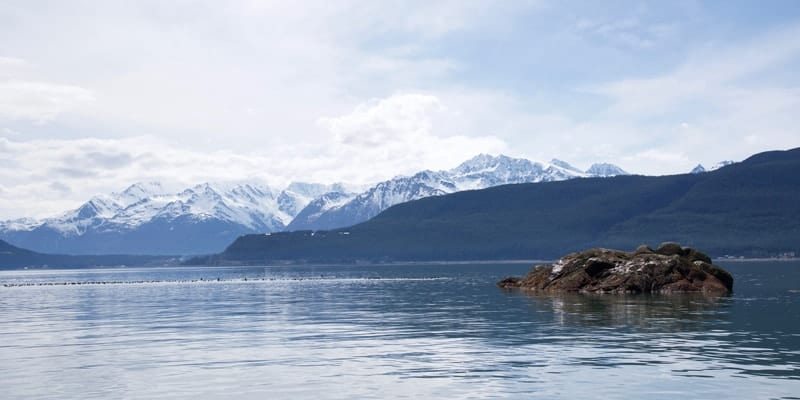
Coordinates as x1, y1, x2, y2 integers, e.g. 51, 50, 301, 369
498, 243, 733, 294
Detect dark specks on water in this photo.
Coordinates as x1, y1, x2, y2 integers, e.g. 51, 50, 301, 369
1, 261, 799, 399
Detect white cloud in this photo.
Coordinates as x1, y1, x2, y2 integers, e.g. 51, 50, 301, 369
0, 93, 506, 219
590, 24, 800, 118
574, 17, 676, 49
548, 23, 800, 174
0, 56, 94, 122
321, 94, 444, 147
0, 2, 798, 218
619, 149, 692, 172
0, 80, 95, 122
1, 127, 20, 137
0, 135, 280, 218
0, 1, 536, 146
0, 56, 27, 69
313, 93, 507, 183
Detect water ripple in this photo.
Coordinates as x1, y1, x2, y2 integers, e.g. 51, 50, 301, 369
0, 262, 798, 399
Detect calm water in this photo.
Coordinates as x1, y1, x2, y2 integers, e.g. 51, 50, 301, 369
1, 261, 799, 399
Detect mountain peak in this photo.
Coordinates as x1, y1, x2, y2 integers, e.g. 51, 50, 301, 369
457, 153, 497, 167
114, 181, 168, 207
691, 164, 706, 174
710, 160, 735, 171
690, 160, 736, 174
460, 153, 517, 165
122, 181, 165, 196
285, 182, 342, 198
550, 158, 583, 173
585, 163, 628, 177
0, 153, 640, 254
466, 153, 498, 162
451, 153, 532, 176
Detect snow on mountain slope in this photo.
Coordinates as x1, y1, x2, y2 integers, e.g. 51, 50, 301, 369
277, 182, 349, 218
288, 154, 629, 232
285, 191, 358, 231
114, 182, 169, 207
0, 181, 347, 254
711, 160, 735, 170
449, 154, 582, 190
550, 158, 584, 174
585, 163, 629, 177
0, 217, 40, 232
0, 154, 630, 254
689, 160, 736, 174
691, 164, 707, 174
9, 181, 348, 234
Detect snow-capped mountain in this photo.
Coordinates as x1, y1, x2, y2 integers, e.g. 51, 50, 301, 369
691, 160, 736, 174
286, 191, 357, 231
286, 154, 628, 231
0, 154, 629, 255
277, 182, 350, 217
690, 164, 707, 174
550, 158, 584, 174
585, 163, 629, 177
287, 169, 452, 231
0, 181, 348, 255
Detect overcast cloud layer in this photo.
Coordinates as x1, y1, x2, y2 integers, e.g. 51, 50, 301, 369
1, 1, 799, 219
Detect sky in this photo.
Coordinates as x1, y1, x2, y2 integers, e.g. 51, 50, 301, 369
1, 0, 800, 219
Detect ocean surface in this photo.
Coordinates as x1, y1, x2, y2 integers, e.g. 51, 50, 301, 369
1, 261, 799, 399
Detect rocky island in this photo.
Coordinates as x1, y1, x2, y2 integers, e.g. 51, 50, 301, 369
498, 243, 734, 294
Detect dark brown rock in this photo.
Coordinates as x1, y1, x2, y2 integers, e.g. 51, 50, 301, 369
497, 276, 521, 289
682, 247, 712, 264
498, 244, 733, 294
634, 244, 654, 254
656, 242, 683, 256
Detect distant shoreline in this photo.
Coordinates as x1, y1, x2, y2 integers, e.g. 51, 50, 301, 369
185, 257, 800, 268
398, 257, 800, 264
4, 257, 798, 272
713, 257, 800, 263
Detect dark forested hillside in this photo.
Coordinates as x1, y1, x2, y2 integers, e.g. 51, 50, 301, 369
0, 239, 174, 269
200, 148, 800, 264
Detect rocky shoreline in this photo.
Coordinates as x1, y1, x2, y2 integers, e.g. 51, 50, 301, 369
498, 243, 734, 294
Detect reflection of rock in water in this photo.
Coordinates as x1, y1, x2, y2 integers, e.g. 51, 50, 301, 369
523, 292, 730, 330
499, 243, 734, 294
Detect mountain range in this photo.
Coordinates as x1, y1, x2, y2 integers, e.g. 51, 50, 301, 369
286, 154, 628, 231
690, 160, 735, 174
0, 181, 345, 255
0, 154, 628, 255
204, 147, 800, 264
